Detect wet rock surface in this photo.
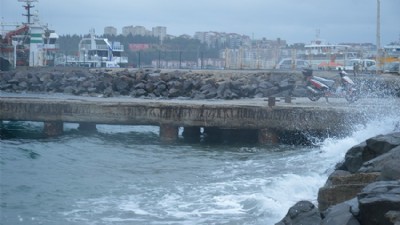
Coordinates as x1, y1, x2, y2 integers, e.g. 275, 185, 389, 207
277, 132, 400, 225
358, 181, 400, 225
275, 200, 322, 225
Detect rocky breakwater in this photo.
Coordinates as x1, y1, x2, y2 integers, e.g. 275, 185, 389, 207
1, 67, 399, 99
276, 132, 400, 225
0, 68, 303, 99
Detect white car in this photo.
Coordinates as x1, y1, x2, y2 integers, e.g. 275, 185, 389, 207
277, 58, 310, 70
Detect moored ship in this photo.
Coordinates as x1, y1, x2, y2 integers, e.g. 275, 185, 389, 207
56, 29, 128, 68
0, 0, 59, 70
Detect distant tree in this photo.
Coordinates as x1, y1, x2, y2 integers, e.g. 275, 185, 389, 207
58, 33, 222, 66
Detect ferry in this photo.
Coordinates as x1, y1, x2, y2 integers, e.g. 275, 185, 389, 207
299, 39, 358, 69
0, 0, 59, 70
57, 29, 128, 68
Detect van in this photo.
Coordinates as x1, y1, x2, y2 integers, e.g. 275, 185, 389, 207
277, 58, 310, 70
337, 59, 376, 71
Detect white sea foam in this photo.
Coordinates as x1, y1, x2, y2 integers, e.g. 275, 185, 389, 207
259, 114, 400, 225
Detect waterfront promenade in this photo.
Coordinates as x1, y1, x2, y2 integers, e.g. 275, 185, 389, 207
1, 93, 398, 143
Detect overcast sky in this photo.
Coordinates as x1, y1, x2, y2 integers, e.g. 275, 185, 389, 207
1, 0, 399, 45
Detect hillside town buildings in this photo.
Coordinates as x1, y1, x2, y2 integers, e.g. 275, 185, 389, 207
101, 25, 398, 70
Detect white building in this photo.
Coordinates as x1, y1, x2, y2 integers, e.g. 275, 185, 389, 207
152, 26, 167, 43
104, 26, 117, 36
122, 25, 151, 36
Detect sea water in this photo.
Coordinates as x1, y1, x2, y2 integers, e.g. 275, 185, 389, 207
1, 108, 399, 225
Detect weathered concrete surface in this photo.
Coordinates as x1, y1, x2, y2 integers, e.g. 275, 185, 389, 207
1, 95, 398, 135
0, 97, 390, 132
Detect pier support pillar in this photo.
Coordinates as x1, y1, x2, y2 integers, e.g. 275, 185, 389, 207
258, 128, 279, 144
159, 124, 179, 142
43, 121, 63, 137
78, 122, 97, 132
182, 126, 201, 142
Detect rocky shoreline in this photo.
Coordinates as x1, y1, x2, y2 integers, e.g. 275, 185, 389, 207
1, 67, 399, 99
276, 132, 400, 225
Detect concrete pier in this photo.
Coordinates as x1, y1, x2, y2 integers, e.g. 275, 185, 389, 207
1, 95, 398, 143
159, 124, 179, 142
43, 121, 63, 137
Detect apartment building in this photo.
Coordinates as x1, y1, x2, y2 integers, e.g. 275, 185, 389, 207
104, 26, 117, 36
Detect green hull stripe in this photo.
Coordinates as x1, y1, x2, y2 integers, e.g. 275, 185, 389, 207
31, 33, 42, 38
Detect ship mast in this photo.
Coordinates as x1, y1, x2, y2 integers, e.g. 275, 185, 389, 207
18, 0, 38, 24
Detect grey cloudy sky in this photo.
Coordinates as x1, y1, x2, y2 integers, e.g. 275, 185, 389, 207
1, 0, 399, 45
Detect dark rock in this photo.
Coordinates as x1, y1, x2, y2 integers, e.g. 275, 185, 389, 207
103, 86, 113, 97
63, 86, 75, 94
364, 132, 400, 160
275, 201, 321, 225
321, 198, 360, 225
381, 159, 400, 181
114, 76, 131, 92
358, 180, 400, 225
133, 89, 147, 97
341, 133, 400, 173
145, 82, 155, 93
18, 81, 28, 89
168, 88, 181, 98
182, 79, 194, 92
342, 142, 367, 173
359, 145, 400, 173
160, 72, 172, 82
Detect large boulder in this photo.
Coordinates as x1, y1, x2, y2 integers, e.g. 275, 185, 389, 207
321, 198, 360, 225
275, 201, 321, 225
318, 171, 380, 211
359, 145, 400, 174
364, 132, 400, 159
340, 132, 400, 173
340, 142, 367, 173
358, 180, 400, 225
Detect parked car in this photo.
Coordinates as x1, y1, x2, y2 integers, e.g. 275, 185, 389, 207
384, 62, 400, 74
277, 58, 310, 70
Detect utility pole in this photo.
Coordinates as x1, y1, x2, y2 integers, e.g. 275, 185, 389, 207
376, 0, 381, 73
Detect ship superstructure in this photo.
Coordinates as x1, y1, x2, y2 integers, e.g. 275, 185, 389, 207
0, 0, 59, 70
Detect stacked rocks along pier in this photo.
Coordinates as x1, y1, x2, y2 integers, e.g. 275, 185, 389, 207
1, 67, 399, 143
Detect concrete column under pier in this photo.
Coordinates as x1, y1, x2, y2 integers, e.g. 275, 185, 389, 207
258, 128, 279, 144
78, 122, 97, 132
159, 124, 179, 142
43, 121, 63, 137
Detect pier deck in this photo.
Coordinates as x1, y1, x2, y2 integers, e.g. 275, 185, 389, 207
1, 94, 398, 142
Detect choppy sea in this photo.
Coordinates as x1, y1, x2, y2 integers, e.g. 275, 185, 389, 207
1, 100, 399, 225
